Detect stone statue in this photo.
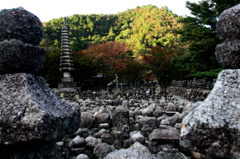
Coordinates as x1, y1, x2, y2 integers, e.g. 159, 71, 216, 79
181, 4, 240, 158
0, 8, 81, 158
113, 74, 119, 83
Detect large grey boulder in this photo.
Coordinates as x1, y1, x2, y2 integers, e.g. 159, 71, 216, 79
149, 125, 179, 142
181, 69, 240, 158
94, 143, 116, 159
216, 4, 240, 41
142, 107, 154, 116
0, 73, 81, 144
215, 4, 240, 69
85, 136, 101, 148
81, 112, 95, 129
0, 39, 45, 74
0, 7, 43, 45
104, 142, 159, 159
130, 132, 145, 144
76, 154, 90, 159
112, 106, 129, 131
215, 39, 240, 69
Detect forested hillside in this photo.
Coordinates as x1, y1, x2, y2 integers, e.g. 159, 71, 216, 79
40, 5, 183, 53
39, 2, 239, 89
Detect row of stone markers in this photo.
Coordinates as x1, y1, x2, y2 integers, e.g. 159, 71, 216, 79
168, 78, 215, 102
171, 78, 216, 90
56, 92, 193, 159
168, 86, 211, 102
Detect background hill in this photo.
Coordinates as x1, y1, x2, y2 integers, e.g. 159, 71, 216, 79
40, 5, 184, 53
38, 1, 239, 89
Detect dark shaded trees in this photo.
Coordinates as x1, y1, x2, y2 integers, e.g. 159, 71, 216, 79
176, 0, 240, 75
143, 42, 183, 88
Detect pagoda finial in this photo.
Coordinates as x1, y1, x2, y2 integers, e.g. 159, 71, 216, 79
64, 17, 66, 26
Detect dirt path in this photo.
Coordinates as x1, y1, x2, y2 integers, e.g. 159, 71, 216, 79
172, 95, 192, 105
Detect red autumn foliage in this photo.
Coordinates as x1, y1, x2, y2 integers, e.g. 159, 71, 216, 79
142, 42, 182, 87
83, 41, 128, 70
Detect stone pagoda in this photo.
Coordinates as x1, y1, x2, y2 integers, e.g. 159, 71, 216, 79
53, 17, 79, 100
59, 17, 76, 90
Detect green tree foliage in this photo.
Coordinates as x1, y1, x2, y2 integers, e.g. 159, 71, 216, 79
40, 5, 184, 55
40, 14, 121, 52
191, 68, 224, 78
37, 48, 61, 88
115, 5, 184, 57
176, 0, 240, 75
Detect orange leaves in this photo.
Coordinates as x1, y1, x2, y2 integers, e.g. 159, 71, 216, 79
82, 41, 129, 70
144, 42, 180, 73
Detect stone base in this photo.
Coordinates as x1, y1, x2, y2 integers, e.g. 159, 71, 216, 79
52, 87, 77, 93
180, 69, 240, 158
0, 73, 81, 145
58, 82, 76, 88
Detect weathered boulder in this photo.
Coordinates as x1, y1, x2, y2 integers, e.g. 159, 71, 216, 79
76, 154, 90, 159
215, 39, 240, 69
0, 73, 81, 144
95, 113, 110, 127
94, 143, 116, 159
70, 135, 86, 148
112, 106, 129, 131
215, 4, 240, 69
216, 4, 240, 41
149, 126, 179, 142
81, 112, 95, 129
154, 107, 164, 117
0, 39, 45, 74
104, 142, 159, 159
85, 136, 101, 148
166, 102, 177, 111
93, 129, 106, 138
130, 132, 145, 145
142, 107, 154, 116
0, 7, 43, 45
181, 69, 240, 158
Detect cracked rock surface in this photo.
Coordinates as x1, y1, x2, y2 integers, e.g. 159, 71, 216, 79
0, 39, 45, 74
0, 73, 81, 145
180, 69, 240, 158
